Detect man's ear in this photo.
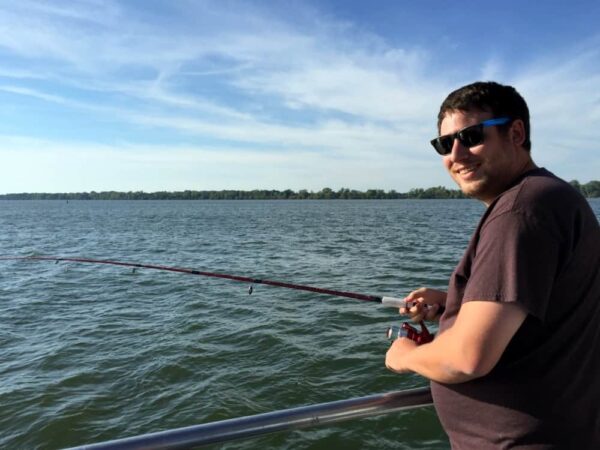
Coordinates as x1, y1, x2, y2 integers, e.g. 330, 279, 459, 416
510, 119, 526, 148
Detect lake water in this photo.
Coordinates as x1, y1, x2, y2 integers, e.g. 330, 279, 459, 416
2, 199, 599, 449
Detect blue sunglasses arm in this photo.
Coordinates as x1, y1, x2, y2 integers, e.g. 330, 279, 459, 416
482, 117, 511, 127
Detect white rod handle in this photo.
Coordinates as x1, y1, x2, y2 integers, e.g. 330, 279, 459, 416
381, 296, 406, 308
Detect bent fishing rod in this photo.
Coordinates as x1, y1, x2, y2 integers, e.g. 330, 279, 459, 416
2, 255, 435, 344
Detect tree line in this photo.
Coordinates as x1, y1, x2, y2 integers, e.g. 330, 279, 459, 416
0, 187, 465, 200
1, 181, 598, 200
569, 180, 600, 198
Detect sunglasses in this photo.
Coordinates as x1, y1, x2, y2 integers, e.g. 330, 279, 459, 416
430, 117, 511, 155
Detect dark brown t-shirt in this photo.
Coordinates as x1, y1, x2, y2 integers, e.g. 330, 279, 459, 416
431, 168, 600, 449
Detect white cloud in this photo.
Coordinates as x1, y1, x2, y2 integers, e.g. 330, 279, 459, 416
511, 44, 600, 178
0, 1, 598, 193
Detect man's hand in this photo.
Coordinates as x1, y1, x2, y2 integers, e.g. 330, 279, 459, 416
400, 287, 447, 322
385, 337, 418, 373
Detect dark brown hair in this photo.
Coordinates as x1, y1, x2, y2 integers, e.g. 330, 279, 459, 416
437, 81, 531, 151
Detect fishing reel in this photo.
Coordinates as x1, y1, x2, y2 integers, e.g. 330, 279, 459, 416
386, 321, 434, 345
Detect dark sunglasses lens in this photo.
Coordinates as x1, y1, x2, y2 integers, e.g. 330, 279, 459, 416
435, 136, 453, 155
458, 126, 484, 147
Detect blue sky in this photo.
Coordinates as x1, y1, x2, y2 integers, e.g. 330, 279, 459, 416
1, 0, 599, 194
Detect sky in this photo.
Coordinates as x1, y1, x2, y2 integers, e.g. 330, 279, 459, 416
1, 0, 599, 194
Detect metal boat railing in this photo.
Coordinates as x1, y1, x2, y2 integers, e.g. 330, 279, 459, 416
65, 386, 433, 450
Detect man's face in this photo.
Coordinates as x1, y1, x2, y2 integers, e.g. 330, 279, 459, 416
439, 109, 524, 205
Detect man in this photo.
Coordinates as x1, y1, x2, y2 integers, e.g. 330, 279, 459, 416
385, 81, 600, 449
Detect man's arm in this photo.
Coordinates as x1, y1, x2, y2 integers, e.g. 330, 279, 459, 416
385, 301, 527, 384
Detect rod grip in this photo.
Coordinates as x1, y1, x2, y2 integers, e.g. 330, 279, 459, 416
381, 296, 405, 308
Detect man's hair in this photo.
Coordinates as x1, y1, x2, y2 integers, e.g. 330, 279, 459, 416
437, 81, 531, 151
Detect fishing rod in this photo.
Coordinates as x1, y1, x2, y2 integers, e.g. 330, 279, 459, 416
2, 255, 435, 344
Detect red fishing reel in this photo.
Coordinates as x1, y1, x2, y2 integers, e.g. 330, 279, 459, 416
386, 321, 434, 345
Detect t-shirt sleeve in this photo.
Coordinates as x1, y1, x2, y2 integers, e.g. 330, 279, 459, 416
462, 210, 560, 322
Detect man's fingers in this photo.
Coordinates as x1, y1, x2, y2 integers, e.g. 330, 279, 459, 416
399, 299, 441, 322
400, 300, 420, 313
412, 311, 426, 322
425, 303, 440, 320
398, 300, 427, 322
403, 288, 425, 303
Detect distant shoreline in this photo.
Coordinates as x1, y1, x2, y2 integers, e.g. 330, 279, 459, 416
0, 187, 467, 200
1, 180, 598, 200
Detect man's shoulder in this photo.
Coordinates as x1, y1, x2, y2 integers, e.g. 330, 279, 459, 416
494, 168, 583, 217
478, 168, 593, 238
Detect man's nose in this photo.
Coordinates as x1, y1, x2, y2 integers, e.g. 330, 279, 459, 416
448, 138, 470, 161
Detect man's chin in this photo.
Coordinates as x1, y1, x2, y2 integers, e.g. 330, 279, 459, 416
459, 182, 498, 203
458, 182, 499, 204
456, 179, 483, 199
